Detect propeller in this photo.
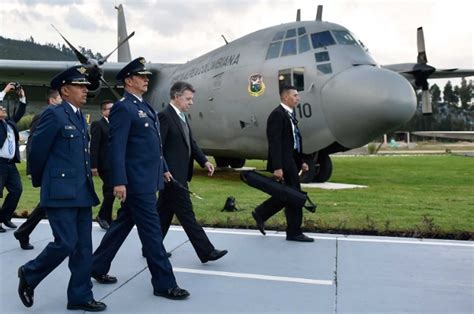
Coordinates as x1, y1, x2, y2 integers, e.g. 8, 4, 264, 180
52, 25, 135, 100
296, 9, 301, 22
411, 27, 436, 114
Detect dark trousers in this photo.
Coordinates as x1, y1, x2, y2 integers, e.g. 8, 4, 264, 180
0, 162, 23, 223
255, 159, 303, 237
97, 172, 114, 223
22, 207, 94, 304
92, 193, 177, 291
157, 183, 214, 262
14, 203, 46, 240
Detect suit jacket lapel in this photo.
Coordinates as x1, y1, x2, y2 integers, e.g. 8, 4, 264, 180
167, 105, 190, 149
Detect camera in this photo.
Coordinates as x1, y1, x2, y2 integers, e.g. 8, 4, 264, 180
12, 82, 22, 91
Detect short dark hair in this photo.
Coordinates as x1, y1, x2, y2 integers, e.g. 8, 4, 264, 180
279, 85, 297, 97
46, 88, 59, 102
169, 81, 195, 99
100, 100, 114, 109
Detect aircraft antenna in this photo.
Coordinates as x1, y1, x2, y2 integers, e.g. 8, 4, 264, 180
221, 35, 229, 45
296, 9, 301, 21
316, 5, 323, 21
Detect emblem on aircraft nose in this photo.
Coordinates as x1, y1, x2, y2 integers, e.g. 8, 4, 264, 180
248, 74, 265, 97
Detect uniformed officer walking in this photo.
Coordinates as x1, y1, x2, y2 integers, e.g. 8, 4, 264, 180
17, 66, 106, 311
91, 57, 189, 300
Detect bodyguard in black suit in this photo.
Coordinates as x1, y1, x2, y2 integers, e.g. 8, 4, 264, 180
157, 81, 227, 263
252, 85, 314, 242
90, 100, 115, 229
91, 57, 189, 300
18, 66, 106, 311
0, 82, 27, 232
14, 89, 62, 250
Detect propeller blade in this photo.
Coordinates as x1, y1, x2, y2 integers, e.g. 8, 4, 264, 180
417, 27, 428, 64
100, 77, 121, 101
51, 24, 89, 64
296, 9, 301, 21
316, 5, 323, 21
421, 89, 432, 115
99, 31, 135, 65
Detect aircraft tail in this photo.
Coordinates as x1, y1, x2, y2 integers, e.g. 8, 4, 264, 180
115, 4, 132, 62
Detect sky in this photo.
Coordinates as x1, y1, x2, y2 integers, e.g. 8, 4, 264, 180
0, 0, 473, 88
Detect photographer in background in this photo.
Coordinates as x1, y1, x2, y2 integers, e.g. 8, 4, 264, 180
0, 82, 27, 233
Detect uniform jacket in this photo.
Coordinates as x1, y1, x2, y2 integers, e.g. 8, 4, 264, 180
158, 104, 207, 185
266, 105, 303, 172
90, 117, 110, 174
109, 91, 168, 193
29, 101, 99, 208
0, 101, 26, 163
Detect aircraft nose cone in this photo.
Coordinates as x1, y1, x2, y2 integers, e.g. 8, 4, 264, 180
321, 66, 416, 148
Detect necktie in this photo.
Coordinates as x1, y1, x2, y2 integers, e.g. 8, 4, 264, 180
179, 112, 186, 122
3, 121, 14, 155
290, 111, 301, 152
76, 110, 82, 121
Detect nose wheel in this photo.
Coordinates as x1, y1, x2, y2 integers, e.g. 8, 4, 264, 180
300, 153, 332, 183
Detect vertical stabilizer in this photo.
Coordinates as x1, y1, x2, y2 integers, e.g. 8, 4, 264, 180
115, 4, 132, 62
316, 5, 323, 21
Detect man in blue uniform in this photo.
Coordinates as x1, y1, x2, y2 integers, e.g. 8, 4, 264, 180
91, 57, 189, 300
17, 66, 107, 311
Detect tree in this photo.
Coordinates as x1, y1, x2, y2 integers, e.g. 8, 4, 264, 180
458, 78, 473, 110
443, 81, 459, 109
430, 83, 441, 115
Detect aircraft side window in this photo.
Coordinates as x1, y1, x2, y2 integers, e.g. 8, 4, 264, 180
293, 67, 305, 91
332, 30, 359, 46
310, 31, 336, 49
317, 63, 332, 75
315, 51, 330, 62
285, 29, 297, 38
281, 39, 297, 57
298, 27, 306, 36
266, 41, 283, 60
298, 35, 310, 54
272, 31, 285, 41
278, 68, 304, 92
278, 69, 292, 89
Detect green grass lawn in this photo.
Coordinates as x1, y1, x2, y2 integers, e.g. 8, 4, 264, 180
13, 155, 474, 239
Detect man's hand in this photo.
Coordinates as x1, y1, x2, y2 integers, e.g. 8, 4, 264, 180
164, 171, 173, 183
114, 185, 126, 202
273, 169, 284, 181
204, 161, 215, 176
2, 82, 15, 94
91, 168, 99, 176
301, 162, 309, 172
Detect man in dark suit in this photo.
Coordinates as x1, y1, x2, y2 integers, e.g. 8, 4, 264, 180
0, 82, 27, 232
13, 89, 62, 249
91, 57, 189, 300
157, 81, 227, 263
17, 66, 106, 311
90, 100, 115, 230
251, 85, 314, 242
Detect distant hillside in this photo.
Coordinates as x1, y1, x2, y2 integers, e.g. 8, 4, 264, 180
0, 36, 102, 61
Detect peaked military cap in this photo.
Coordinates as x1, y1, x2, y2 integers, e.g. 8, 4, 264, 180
116, 57, 152, 81
50, 65, 90, 90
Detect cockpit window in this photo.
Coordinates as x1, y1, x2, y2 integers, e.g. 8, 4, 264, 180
332, 30, 359, 46
310, 31, 336, 49
265, 41, 282, 59
272, 31, 285, 41
317, 63, 332, 75
298, 35, 310, 53
298, 27, 306, 36
281, 39, 297, 56
285, 29, 297, 38
314, 51, 330, 62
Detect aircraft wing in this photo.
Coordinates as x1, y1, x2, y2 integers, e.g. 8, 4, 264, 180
429, 69, 474, 79
0, 59, 127, 86
382, 63, 474, 80
412, 131, 474, 141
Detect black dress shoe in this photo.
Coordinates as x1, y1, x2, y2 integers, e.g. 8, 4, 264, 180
0, 225, 5, 233
96, 217, 110, 230
154, 286, 190, 300
3, 220, 17, 229
202, 249, 228, 263
67, 300, 107, 312
14, 232, 34, 250
18, 266, 34, 307
252, 211, 266, 235
91, 273, 117, 284
286, 234, 314, 242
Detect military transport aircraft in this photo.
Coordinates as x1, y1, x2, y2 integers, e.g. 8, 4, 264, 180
0, 4, 473, 182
